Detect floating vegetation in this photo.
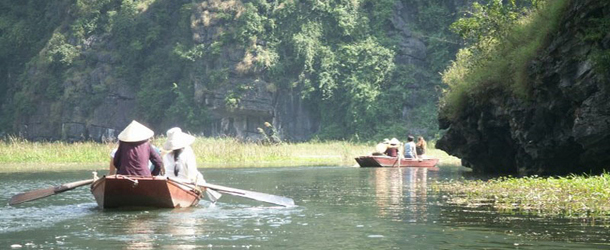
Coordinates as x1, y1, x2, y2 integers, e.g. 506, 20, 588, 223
434, 174, 610, 219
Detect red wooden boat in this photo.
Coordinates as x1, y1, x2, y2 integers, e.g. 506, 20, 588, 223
90, 175, 204, 209
355, 155, 439, 168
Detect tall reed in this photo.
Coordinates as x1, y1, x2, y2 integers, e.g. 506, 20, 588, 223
0, 136, 460, 172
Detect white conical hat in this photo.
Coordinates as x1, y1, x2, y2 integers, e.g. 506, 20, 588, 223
163, 127, 196, 151
388, 138, 401, 148
117, 120, 154, 142
375, 142, 388, 153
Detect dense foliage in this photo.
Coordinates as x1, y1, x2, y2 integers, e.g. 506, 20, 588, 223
179, 0, 462, 140
440, 0, 570, 122
0, 0, 462, 141
0, 0, 72, 129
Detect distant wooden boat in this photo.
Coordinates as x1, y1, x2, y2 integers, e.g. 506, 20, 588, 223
91, 175, 203, 209
355, 155, 439, 168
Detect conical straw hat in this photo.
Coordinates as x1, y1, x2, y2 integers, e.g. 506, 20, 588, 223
118, 120, 154, 142
388, 138, 401, 148
375, 142, 388, 153
163, 127, 196, 151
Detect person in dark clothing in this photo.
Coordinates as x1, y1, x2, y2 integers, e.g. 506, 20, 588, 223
112, 120, 163, 176
384, 138, 401, 157
416, 136, 427, 158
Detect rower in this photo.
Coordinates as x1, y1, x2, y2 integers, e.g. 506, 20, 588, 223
112, 120, 163, 176
384, 138, 401, 157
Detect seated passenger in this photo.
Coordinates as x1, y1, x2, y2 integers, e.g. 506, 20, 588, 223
372, 138, 389, 156
162, 127, 205, 185
403, 135, 418, 159
416, 136, 427, 159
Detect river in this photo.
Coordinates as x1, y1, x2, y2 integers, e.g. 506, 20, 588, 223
1, 166, 609, 249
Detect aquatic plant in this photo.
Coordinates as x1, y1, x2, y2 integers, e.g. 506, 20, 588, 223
434, 174, 610, 219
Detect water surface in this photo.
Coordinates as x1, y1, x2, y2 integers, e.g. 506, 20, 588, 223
1, 166, 609, 249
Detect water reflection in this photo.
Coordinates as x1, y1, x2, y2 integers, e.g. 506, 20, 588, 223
95, 208, 212, 250
3, 167, 610, 249
373, 167, 436, 222
122, 213, 156, 250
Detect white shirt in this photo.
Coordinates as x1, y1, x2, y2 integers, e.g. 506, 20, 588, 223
163, 146, 205, 185
404, 141, 418, 158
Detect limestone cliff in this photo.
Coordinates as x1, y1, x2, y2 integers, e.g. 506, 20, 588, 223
437, 0, 610, 175
9, 0, 433, 142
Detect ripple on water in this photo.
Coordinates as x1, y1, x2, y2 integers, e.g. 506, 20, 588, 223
1, 202, 97, 233
4, 167, 610, 249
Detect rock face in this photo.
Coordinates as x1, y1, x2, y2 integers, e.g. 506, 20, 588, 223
391, 1, 427, 66
189, 0, 428, 141
16, 34, 137, 142
188, 1, 318, 141
13, 0, 429, 142
437, 0, 610, 175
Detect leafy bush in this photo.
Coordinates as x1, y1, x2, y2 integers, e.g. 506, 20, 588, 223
440, 0, 570, 122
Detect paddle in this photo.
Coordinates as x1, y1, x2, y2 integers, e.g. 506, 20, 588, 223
392, 152, 401, 167
9, 179, 94, 206
199, 182, 295, 207
205, 188, 222, 203
391, 143, 402, 168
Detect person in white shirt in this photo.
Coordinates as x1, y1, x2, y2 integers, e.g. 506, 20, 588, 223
403, 135, 419, 159
162, 127, 205, 185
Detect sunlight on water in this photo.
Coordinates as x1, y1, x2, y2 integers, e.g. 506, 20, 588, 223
1, 167, 610, 249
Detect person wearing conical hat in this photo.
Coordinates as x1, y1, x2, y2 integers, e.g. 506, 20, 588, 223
162, 127, 205, 185
384, 138, 401, 157
112, 120, 163, 176
372, 138, 390, 156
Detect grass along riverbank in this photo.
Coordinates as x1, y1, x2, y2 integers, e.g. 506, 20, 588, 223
0, 137, 460, 173
434, 174, 610, 219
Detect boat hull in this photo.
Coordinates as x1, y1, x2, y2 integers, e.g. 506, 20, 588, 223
355, 155, 439, 168
91, 175, 203, 209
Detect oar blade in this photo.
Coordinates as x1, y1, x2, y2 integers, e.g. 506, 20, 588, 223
215, 189, 295, 207
205, 188, 222, 203
8, 179, 95, 206
201, 183, 295, 207
9, 187, 55, 206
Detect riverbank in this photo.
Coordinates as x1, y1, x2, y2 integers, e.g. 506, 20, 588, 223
0, 137, 460, 173
434, 174, 610, 219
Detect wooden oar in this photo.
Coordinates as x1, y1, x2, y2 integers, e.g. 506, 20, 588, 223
391, 145, 401, 168
205, 188, 222, 203
199, 183, 295, 207
9, 179, 94, 206
391, 154, 401, 168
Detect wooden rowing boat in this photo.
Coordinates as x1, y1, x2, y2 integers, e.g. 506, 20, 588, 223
355, 155, 439, 168
90, 175, 203, 209
10, 173, 295, 208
